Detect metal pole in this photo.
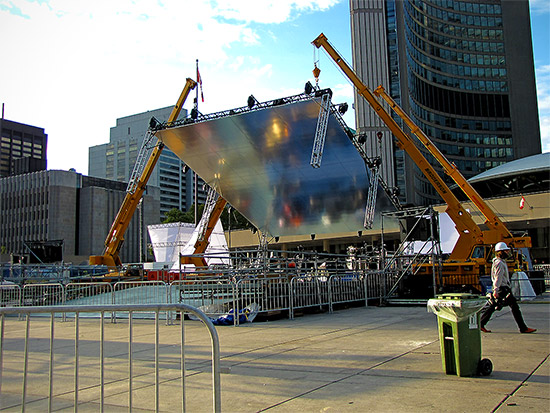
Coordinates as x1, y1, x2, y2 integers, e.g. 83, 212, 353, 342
194, 174, 198, 226
48, 313, 54, 413
155, 311, 160, 413
100, 311, 105, 413
74, 312, 79, 413
128, 311, 133, 411
22, 314, 30, 412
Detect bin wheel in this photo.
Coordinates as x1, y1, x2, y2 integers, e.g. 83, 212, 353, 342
478, 358, 493, 376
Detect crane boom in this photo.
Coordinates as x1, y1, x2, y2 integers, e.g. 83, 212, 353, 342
312, 33, 530, 260
90, 78, 197, 268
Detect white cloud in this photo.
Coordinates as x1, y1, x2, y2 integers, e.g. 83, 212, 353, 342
0, 0, 346, 173
530, 0, 550, 15
536, 64, 550, 152
212, 0, 341, 24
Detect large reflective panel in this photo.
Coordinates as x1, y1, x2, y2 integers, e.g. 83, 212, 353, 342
156, 96, 371, 237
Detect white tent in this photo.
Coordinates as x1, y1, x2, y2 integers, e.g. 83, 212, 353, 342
170, 219, 230, 271
147, 220, 230, 271
147, 222, 196, 263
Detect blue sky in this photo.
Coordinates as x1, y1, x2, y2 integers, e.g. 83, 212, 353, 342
0, 0, 548, 174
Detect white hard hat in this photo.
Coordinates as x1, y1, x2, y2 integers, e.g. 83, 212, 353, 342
495, 242, 510, 252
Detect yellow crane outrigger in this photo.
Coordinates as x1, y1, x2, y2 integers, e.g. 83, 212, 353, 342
90, 78, 197, 269
312, 33, 530, 285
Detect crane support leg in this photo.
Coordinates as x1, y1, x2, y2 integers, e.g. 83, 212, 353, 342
310, 92, 331, 168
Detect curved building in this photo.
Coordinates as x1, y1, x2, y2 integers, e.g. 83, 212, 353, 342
351, 0, 541, 206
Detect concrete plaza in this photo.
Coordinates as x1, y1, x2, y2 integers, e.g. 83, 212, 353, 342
0, 297, 548, 412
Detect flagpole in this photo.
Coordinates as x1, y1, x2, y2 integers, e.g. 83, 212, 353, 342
194, 59, 199, 226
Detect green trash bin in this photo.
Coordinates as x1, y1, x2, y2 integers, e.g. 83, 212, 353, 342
427, 293, 492, 377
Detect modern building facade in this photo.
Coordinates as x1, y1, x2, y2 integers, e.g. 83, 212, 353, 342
0, 170, 159, 263
0, 118, 47, 178
89, 107, 206, 219
350, 0, 541, 206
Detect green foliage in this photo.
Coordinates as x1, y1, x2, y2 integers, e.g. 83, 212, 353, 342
162, 208, 193, 224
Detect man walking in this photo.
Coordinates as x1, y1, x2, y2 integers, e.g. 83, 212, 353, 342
480, 242, 536, 334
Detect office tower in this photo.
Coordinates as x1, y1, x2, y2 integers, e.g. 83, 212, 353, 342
0, 170, 159, 262
89, 107, 206, 219
351, 0, 541, 206
0, 118, 47, 177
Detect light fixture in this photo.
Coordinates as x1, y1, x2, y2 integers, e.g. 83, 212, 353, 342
338, 102, 348, 115
357, 230, 362, 237
247, 95, 258, 109
190, 108, 199, 120
310, 233, 316, 240
274, 236, 279, 242
304, 81, 314, 95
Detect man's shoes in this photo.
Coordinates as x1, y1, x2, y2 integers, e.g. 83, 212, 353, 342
480, 327, 491, 333
521, 328, 537, 334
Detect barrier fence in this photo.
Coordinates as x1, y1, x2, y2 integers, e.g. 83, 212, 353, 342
1, 269, 546, 324
0, 303, 221, 413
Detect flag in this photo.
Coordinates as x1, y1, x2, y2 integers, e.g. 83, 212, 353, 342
519, 196, 525, 210
197, 64, 204, 103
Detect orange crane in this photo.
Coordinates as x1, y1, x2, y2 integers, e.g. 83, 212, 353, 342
89, 78, 197, 269
312, 33, 531, 284
180, 187, 227, 268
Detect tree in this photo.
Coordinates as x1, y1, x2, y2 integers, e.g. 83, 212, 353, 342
162, 205, 252, 230
162, 208, 192, 224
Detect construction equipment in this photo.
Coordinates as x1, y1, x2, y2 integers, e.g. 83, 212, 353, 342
312, 33, 531, 288
180, 186, 227, 268
89, 78, 197, 269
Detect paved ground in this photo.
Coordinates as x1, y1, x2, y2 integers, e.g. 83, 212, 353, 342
0, 297, 548, 412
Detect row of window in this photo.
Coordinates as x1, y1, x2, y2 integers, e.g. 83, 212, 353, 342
436, 142, 513, 159
408, 72, 511, 118
409, 98, 512, 134
426, 0, 502, 16
408, 0, 503, 28
1, 133, 45, 145
0, 191, 49, 209
410, 116, 513, 152
0, 207, 48, 222
405, 11, 504, 52
408, 54, 507, 93
1, 138, 45, 150
0, 224, 49, 246
0, 146, 44, 158
406, 29, 506, 70
405, 18, 506, 65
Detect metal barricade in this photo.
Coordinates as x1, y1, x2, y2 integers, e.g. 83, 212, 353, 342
0, 304, 221, 413
65, 283, 114, 321
289, 276, 326, 319
236, 276, 290, 322
0, 283, 21, 307
113, 281, 169, 323
171, 278, 237, 325
364, 271, 390, 305
328, 273, 365, 313
65, 283, 114, 306
22, 283, 65, 307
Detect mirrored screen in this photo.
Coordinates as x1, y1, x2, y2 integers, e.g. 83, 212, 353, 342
156, 97, 371, 237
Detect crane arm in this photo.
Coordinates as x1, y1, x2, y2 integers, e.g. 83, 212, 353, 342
180, 196, 227, 268
90, 78, 197, 268
312, 33, 531, 255
312, 34, 483, 259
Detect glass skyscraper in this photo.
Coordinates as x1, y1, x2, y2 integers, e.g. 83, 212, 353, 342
351, 0, 541, 206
